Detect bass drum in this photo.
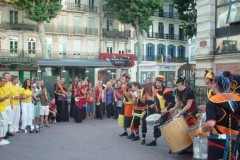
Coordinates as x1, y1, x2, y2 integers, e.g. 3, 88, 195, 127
159, 116, 192, 153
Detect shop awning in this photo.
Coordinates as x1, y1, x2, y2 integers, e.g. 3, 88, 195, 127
33, 59, 114, 68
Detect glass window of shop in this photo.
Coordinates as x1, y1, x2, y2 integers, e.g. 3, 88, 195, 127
140, 71, 155, 85
159, 71, 175, 88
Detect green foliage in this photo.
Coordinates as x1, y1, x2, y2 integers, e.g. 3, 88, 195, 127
106, 0, 163, 33
11, 0, 62, 22
172, 0, 197, 39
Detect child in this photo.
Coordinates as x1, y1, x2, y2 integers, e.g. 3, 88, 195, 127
87, 89, 94, 118
36, 86, 50, 128
49, 98, 57, 124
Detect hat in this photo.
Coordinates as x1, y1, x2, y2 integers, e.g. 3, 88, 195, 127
123, 73, 130, 79
205, 69, 215, 80
102, 84, 106, 88
176, 75, 185, 85
155, 75, 164, 82
230, 74, 240, 92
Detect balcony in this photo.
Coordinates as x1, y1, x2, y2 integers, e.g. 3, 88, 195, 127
134, 55, 188, 62
133, 31, 187, 41
102, 29, 130, 38
62, 3, 97, 13
87, 28, 98, 35
9, 23, 37, 31
190, 55, 195, 61
0, 50, 99, 60
103, 5, 114, 12
44, 24, 87, 35
151, 12, 178, 19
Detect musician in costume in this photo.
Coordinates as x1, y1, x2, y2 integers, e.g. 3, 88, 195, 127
74, 82, 85, 123
169, 75, 198, 155
197, 72, 240, 160
119, 73, 135, 138
55, 77, 69, 122
146, 75, 175, 146
131, 82, 147, 145
69, 76, 78, 118
198, 69, 215, 112
144, 78, 155, 115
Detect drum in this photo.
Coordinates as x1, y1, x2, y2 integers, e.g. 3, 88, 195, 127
116, 100, 123, 107
146, 114, 161, 126
187, 124, 210, 142
159, 116, 192, 153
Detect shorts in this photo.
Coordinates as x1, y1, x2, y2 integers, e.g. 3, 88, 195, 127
34, 102, 41, 117
0, 112, 8, 137
40, 105, 49, 116
6, 106, 13, 125
87, 104, 93, 112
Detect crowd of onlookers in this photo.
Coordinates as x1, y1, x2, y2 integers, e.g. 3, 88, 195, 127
0, 72, 126, 145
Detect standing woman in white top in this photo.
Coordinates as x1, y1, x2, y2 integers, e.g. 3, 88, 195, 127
20, 79, 33, 130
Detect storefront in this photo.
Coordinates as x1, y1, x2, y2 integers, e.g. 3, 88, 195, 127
139, 62, 180, 89
99, 53, 135, 84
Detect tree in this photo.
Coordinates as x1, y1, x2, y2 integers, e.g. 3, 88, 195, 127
5, 0, 62, 59
106, 0, 163, 81
172, 0, 197, 39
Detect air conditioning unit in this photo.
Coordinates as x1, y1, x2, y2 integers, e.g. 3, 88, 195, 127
126, 49, 131, 53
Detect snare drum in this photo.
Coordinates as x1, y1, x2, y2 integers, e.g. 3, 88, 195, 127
160, 116, 192, 153
146, 114, 161, 126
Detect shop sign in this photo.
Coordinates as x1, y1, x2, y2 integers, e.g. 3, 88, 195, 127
105, 57, 131, 66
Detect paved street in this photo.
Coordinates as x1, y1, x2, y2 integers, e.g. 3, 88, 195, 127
1, 118, 192, 160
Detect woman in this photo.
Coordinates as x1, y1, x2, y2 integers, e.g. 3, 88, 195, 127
74, 82, 86, 123
105, 82, 114, 118
82, 80, 88, 120
55, 77, 69, 122
114, 80, 123, 119
197, 71, 240, 160
20, 79, 33, 130
95, 81, 103, 120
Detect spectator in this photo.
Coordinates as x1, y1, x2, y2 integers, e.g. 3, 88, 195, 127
74, 82, 85, 123
48, 98, 57, 124
105, 82, 114, 118
36, 86, 50, 128
53, 76, 61, 104
86, 88, 94, 118
32, 77, 41, 125
20, 79, 33, 131
114, 80, 123, 119
112, 79, 117, 88
102, 84, 106, 116
95, 81, 103, 120
0, 77, 10, 145
69, 76, 78, 118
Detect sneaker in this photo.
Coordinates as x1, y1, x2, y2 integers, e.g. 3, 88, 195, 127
119, 132, 128, 137
127, 133, 135, 139
146, 140, 157, 146
0, 139, 10, 145
132, 136, 140, 141
3, 135, 9, 140
54, 119, 56, 124
7, 132, 14, 136
141, 139, 146, 145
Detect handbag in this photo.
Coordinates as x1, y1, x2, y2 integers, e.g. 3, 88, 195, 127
118, 114, 124, 127
116, 100, 123, 107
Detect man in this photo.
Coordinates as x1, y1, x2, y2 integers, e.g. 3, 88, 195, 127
197, 72, 240, 160
69, 76, 78, 118
1, 72, 13, 137
169, 75, 198, 155
0, 77, 10, 145
118, 73, 135, 139
146, 75, 175, 146
9, 76, 21, 133
144, 78, 155, 115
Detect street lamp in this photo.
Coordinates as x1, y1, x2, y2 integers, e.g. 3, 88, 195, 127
107, 68, 111, 73
85, 67, 89, 73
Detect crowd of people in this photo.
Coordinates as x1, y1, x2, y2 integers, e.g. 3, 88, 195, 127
0, 69, 240, 160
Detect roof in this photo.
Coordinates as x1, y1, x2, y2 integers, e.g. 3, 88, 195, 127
33, 59, 114, 68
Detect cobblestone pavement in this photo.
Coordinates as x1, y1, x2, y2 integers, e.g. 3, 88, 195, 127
1, 117, 193, 160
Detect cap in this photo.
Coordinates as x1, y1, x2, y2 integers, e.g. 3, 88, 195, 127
155, 75, 164, 82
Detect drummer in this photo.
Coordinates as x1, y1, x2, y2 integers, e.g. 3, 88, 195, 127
197, 71, 240, 160
131, 82, 147, 145
146, 75, 175, 146
198, 69, 215, 112
143, 78, 155, 115
169, 75, 198, 155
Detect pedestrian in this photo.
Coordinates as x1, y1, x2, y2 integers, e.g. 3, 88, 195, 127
9, 75, 22, 133
114, 80, 123, 119
0, 77, 10, 145
69, 76, 78, 118
86, 88, 94, 118
105, 82, 114, 118
36, 86, 50, 127
74, 82, 85, 123
20, 79, 33, 131
101, 84, 106, 116
32, 77, 41, 125
95, 81, 103, 120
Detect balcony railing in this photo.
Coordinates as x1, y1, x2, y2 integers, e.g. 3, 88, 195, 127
87, 28, 98, 35
103, 5, 114, 12
190, 55, 195, 61
133, 55, 188, 62
133, 31, 187, 41
0, 50, 99, 60
0, 22, 37, 31
62, 3, 97, 13
102, 29, 130, 38
151, 12, 178, 19
44, 24, 87, 35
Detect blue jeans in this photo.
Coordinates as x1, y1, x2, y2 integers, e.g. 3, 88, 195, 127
87, 104, 93, 112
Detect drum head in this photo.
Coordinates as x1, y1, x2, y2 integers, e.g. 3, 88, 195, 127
146, 114, 161, 122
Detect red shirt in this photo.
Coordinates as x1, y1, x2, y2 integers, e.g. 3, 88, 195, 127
95, 87, 102, 102
87, 94, 93, 105
49, 102, 57, 111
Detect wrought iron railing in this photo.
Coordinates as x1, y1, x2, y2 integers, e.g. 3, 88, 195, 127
87, 28, 98, 35
44, 24, 87, 35
103, 5, 114, 12
62, 3, 97, 13
151, 12, 178, 19
102, 29, 131, 38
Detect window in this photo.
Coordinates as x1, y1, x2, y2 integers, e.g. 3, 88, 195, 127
191, 47, 196, 61
61, 0, 67, 9
168, 44, 175, 58
0, 10, 2, 23
88, 17, 95, 34
178, 46, 185, 58
179, 25, 184, 40
158, 22, 164, 38
10, 11, 18, 24
119, 23, 124, 32
107, 20, 113, 31
74, 16, 82, 34
159, 8, 164, 17
87, 40, 95, 59
168, 24, 174, 40
46, 38, 52, 57
119, 42, 125, 54
59, 38, 67, 58
146, 43, 154, 61
107, 41, 113, 53
28, 38, 36, 54
10, 37, 18, 53
75, 0, 81, 4
74, 40, 81, 58
169, 4, 173, 18
157, 44, 165, 56
89, 0, 95, 11
148, 24, 153, 38
59, 15, 67, 33
147, 45, 152, 57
